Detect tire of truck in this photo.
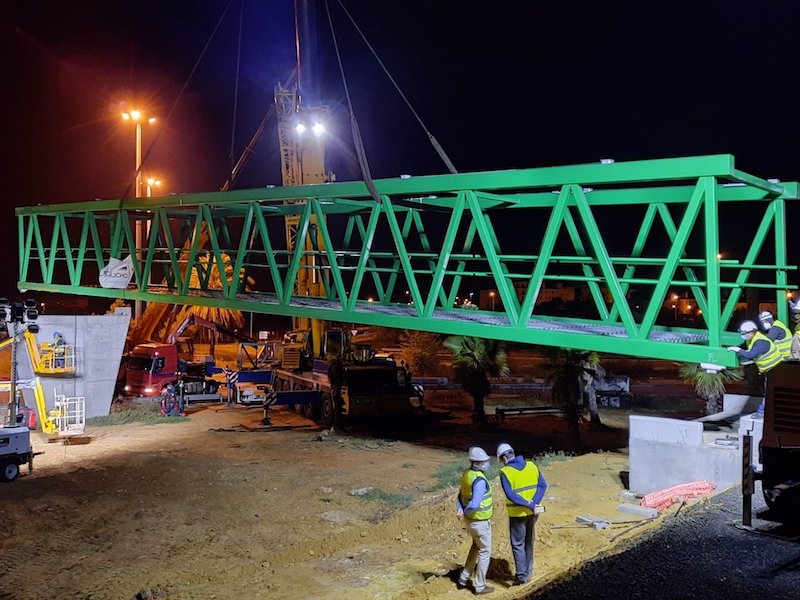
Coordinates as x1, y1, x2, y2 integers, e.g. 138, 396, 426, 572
319, 392, 339, 429
2, 458, 20, 482
302, 401, 318, 420
206, 380, 220, 394
762, 480, 800, 522
292, 381, 304, 414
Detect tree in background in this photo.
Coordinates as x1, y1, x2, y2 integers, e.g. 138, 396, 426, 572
443, 336, 509, 424
370, 326, 402, 350
540, 347, 602, 446
579, 352, 604, 428
679, 363, 744, 415
401, 330, 443, 376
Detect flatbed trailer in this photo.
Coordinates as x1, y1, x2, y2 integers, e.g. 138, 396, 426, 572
269, 358, 418, 428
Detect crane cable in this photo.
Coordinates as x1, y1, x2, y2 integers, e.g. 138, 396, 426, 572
334, 0, 458, 175
229, 0, 245, 175
118, 0, 235, 208
324, 0, 380, 202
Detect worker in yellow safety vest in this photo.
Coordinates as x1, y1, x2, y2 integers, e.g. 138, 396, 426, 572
728, 320, 782, 418
52, 331, 66, 368
727, 320, 782, 373
497, 443, 547, 586
456, 447, 495, 595
756, 311, 792, 360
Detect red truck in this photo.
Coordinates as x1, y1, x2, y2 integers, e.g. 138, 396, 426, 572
123, 314, 251, 399
123, 340, 218, 398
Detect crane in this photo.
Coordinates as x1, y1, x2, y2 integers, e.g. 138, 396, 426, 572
275, 0, 334, 359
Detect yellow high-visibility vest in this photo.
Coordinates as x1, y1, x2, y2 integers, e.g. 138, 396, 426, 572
747, 331, 781, 373
500, 460, 541, 517
771, 320, 792, 359
460, 469, 493, 520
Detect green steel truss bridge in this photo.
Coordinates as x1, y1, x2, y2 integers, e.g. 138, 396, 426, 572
17, 155, 798, 367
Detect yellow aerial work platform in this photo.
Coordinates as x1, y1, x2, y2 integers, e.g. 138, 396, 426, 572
22, 331, 76, 376
0, 378, 85, 436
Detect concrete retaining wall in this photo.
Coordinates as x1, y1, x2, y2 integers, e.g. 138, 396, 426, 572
14, 309, 130, 419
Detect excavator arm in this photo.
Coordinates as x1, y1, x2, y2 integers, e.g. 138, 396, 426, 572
167, 314, 253, 346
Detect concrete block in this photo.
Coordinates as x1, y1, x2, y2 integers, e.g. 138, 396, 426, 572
576, 514, 610, 530
617, 503, 658, 519
739, 415, 764, 470
629, 414, 742, 495
629, 415, 703, 446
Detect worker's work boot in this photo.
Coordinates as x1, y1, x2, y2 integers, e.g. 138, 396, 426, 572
473, 585, 494, 595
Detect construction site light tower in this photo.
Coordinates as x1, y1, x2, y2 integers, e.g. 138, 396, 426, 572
0, 299, 39, 425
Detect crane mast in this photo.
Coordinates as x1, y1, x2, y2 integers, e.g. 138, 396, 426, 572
276, 0, 333, 358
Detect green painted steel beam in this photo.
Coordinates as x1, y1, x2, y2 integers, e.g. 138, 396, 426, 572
16, 154, 798, 368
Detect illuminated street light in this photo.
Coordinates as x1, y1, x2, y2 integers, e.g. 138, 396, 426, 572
121, 107, 157, 321
295, 122, 307, 134
490, 291, 496, 311
146, 177, 162, 198
312, 122, 325, 135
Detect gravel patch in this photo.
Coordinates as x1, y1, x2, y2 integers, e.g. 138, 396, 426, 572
529, 485, 800, 600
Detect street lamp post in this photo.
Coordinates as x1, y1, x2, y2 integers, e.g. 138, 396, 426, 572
145, 177, 161, 198
122, 109, 156, 322
672, 293, 679, 322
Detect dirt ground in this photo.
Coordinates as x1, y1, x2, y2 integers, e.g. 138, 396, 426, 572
0, 393, 713, 600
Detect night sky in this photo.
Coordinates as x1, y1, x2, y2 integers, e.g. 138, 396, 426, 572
4, 0, 800, 302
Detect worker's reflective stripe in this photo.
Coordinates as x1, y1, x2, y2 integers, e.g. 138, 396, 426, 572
460, 469, 493, 520
772, 320, 792, 359
514, 484, 539, 493
501, 461, 540, 518
748, 332, 782, 373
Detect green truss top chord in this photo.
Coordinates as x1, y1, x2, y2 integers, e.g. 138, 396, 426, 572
16, 154, 799, 367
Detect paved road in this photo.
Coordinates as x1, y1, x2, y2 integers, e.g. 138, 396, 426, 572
529, 486, 800, 600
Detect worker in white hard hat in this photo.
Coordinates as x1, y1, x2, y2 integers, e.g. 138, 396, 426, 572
756, 311, 792, 360
729, 319, 781, 419
455, 446, 495, 595
496, 443, 547, 586
727, 320, 781, 374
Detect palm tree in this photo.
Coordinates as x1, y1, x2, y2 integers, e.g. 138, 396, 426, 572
152, 252, 252, 342
679, 363, 743, 415
443, 336, 509, 424
540, 347, 602, 446
578, 352, 604, 428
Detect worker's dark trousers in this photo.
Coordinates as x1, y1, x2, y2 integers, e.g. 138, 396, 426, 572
509, 514, 537, 583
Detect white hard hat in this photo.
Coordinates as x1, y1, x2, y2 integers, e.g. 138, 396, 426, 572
468, 447, 490, 462
496, 442, 514, 459
738, 320, 758, 334
758, 311, 774, 323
